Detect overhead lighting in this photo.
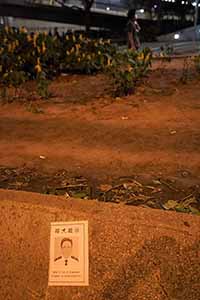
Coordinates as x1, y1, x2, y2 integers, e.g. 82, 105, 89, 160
139, 8, 144, 13
192, 1, 196, 5
174, 33, 180, 39
154, 4, 157, 8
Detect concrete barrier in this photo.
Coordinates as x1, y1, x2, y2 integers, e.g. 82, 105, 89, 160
0, 189, 199, 300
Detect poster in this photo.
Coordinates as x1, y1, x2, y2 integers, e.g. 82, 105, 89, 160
48, 221, 88, 286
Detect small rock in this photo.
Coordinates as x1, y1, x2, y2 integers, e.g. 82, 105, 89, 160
182, 171, 189, 177
39, 156, 46, 160
170, 130, 177, 135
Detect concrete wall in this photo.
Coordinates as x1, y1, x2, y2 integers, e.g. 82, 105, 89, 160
0, 189, 200, 300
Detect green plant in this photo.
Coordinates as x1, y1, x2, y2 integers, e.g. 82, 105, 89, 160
180, 58, 190, 84
26, 102, 44, 114
0, 27, 116, 93
159, 45, 173, 62
194, 55, 200, 74
36, 71, 50, 99
107, 48, 152, 96
0, 70, 27, 101
0, 86, 8, 100
0, 27, 152, 99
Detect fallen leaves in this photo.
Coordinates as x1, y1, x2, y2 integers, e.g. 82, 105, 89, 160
0, 166, 199, 215
163, 196, 200, 215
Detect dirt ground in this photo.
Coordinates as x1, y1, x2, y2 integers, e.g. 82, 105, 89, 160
0, 58, 200, 211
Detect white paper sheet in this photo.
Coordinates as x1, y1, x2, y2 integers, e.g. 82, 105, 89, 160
48, 221, 88, 286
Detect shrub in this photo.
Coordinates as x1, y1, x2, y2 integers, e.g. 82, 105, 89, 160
107, 48, 152, 96
0, 27, 115, 80
194, 55, 200, 74
0, 26, 152, 99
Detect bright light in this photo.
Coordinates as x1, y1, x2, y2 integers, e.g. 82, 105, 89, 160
192, 1, 196, 6
174, 33, 180, 39
106, 6, 110, 10
181, 0, 184, 3
154, 4, 157, 8
139, 8, 144, 13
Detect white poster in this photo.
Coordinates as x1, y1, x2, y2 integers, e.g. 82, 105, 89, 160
48, 221, 88, 286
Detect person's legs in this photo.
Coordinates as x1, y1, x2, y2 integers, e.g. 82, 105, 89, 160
134, 35, 140, 50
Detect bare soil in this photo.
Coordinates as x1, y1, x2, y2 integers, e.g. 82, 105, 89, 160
0, 58, 200, 211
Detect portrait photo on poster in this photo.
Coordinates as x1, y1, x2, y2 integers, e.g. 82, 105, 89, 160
54, 236, 80, 268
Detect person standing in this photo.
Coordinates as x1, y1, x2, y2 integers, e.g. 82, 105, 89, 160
127, 9, 141, 50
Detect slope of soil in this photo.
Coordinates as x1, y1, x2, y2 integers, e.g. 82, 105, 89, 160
0, 58, 200, 211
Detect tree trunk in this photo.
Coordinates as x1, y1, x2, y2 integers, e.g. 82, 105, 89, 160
82, 0, 94, 34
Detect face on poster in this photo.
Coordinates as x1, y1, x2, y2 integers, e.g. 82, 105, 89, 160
48, 221, 88, 286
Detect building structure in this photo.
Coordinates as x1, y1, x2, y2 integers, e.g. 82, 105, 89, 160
0, 0, 198, 38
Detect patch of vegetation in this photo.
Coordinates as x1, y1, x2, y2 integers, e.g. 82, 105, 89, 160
107, 48, 152, 96
26, 102, 44, 114
194, 55, 200, 74
180, 58, 190, 84
0, 26, 152, 99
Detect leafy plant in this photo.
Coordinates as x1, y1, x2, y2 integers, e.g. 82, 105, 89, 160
107, 48, 152, 96
159, 45, 173, 62
0, 85, 8, 100
0, 27, 115, 80
180, 58, 190, 84
0, 26, 152, 99
26, 102, 44, 114
36, 71, 50, 99
194, 55, 200, 74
